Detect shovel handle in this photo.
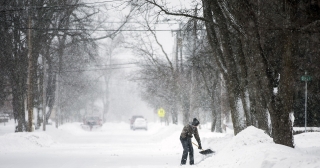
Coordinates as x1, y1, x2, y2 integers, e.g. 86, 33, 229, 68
191, 141, 203, 151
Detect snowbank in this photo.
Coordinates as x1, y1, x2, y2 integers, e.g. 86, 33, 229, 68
0, 132, 55, 152
200, 126, 320, 168
222, 126, 274, 152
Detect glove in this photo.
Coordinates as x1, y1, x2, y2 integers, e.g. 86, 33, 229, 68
198, 143, 202, 150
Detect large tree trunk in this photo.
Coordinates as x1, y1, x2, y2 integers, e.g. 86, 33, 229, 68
10, 18, 28, 132
232, 34, 252, 128
222, 0, 273, 135
269, 31, 294, 147
27, 16, 34, 132
202, 0, 246, 135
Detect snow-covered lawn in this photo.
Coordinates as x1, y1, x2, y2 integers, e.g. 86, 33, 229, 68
0, 120, 320, 168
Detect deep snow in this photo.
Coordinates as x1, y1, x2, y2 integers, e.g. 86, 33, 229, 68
0, 119, 320, 168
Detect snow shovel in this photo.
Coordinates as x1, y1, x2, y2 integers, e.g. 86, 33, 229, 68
192, 142, 215, 155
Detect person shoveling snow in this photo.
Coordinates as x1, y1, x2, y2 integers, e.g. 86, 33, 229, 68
179, 118, 214, 165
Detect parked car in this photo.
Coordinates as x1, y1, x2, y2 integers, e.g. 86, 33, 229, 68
84, 116, 101, 125
129, 115, 144, 129
132, 118, 148, 130
0, 113, 9, 123
82, 116, 102, 131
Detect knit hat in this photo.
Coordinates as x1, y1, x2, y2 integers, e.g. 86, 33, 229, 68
192, 118, 200, 126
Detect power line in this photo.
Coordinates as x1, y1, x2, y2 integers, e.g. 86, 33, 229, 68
15, 27, 205, 32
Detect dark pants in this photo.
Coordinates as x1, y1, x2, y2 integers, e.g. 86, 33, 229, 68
180, 137, 194, 165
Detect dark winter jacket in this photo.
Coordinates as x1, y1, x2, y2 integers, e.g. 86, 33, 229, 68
180, 124, 201, 145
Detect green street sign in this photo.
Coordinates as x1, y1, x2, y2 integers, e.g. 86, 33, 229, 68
301, 75, 312, 81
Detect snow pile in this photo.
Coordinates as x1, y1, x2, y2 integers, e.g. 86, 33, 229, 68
224, 126, 274, 151
0, 132, 55, 152
200, 126, 320, 168
201, 126, 274, 167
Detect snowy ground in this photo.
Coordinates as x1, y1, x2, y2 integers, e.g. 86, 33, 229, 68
0, 120, 320, 168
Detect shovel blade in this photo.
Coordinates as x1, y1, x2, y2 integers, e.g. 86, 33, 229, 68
199, 149, 214, 155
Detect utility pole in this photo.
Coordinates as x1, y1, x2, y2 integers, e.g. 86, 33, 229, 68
56, 72, 59, 128
27, 15, 34, 132
171, 26, 180, 125
190, 7, 197, 119
56, 33, 67, 127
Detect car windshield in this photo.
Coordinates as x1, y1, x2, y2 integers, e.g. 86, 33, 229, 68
132, 116, 143, 119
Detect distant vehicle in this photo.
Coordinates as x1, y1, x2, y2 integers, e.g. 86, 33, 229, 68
132, 118, 148, 131
84, 116, 101, 125
0, 113, 9, 123
129, 115, 144, 129
82, 116, 102, 131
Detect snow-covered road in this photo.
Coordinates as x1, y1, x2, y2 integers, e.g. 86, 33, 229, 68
0, 122, 188, 168
2, 147, 179, 168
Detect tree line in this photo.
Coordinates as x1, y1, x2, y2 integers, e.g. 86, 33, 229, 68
129, 0, 320, 148
0, 0, 129, 132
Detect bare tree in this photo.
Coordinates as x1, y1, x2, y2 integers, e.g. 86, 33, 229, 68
0, 0, 132, 132
137, 0, 320, 147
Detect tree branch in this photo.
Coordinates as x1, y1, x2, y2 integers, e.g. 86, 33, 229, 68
145, 0, 209, 22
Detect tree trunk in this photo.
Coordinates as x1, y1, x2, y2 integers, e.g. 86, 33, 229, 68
202, 0, 246, 135
42, 54, 47, 131
12, 85, 26, 132
46, 62, 56, 122
10, 20, 28, 132
27, 16, 34, 132
269, 31, 294, 147
214, 73, 222, 132
233, 34, 252, 127
211, 107, 217, 132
